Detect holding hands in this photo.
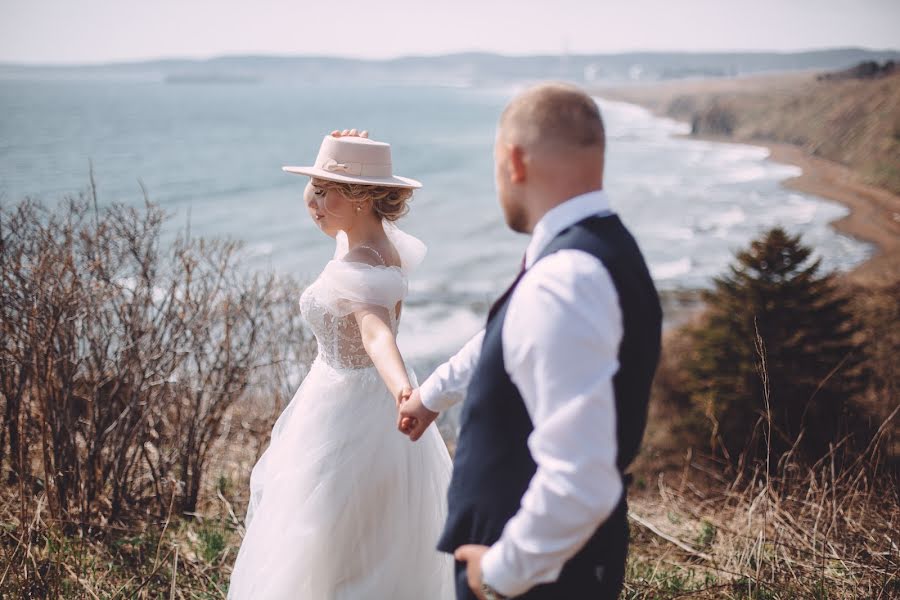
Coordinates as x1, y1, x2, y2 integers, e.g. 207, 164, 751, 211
397, 388, 439, 441
395, 386, 413, 408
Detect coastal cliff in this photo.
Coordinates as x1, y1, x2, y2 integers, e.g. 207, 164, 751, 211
594, 65, 900, 283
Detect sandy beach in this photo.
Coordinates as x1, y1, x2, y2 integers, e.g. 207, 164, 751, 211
593, 70, 900, 285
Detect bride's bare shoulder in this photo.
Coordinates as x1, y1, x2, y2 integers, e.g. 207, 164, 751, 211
340, 246, 382, 267
342, 243, 401, 269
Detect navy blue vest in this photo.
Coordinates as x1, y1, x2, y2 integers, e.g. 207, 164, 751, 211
438, 214, 661, 587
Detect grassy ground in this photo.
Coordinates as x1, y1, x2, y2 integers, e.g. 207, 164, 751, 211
4, 473, 896, 598
0, 492, 235, 598
4, 415, 897, 599
623, 443, 899, 599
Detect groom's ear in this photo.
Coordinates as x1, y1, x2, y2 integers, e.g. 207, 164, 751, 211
508, 144, 527, 184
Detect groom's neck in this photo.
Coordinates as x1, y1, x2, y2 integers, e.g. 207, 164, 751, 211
522, 182, 604, 234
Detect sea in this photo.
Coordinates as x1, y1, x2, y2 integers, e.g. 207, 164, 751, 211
0, 78, 872, 385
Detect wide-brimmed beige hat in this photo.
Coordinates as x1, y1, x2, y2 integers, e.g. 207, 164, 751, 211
282, 135, 422, 189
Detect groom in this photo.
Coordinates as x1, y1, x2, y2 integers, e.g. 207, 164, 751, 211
399, 83, 662, 599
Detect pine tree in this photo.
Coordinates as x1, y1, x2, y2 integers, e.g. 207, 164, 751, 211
688, 227, 867, 464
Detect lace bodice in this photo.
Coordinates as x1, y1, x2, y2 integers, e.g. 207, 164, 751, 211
300, 262, 405, 369
299, 223, 426, 371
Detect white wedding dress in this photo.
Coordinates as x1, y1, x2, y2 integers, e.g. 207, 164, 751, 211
228, 223, 454, 600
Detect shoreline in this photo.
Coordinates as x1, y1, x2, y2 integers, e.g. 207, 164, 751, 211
593, 76, 900, 286
687, 134, 899, 285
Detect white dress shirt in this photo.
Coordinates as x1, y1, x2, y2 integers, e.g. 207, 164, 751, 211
419, 190, 625, 597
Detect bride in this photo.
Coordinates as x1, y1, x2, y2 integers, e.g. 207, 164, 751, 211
227, 130, 454, 599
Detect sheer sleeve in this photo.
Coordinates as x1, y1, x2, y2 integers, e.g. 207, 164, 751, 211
316, 223, 426, 317
301, 223, 426, 370
315, 261, 408, 318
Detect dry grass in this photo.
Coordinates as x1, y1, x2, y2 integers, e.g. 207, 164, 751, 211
0, 389, 300, 598
5, 415, 895, 598
624, 412, 899, 599
624, 284, 900, 599
0, 478, 243, 598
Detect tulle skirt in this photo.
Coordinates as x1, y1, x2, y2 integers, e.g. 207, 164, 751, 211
227, 357, 455, 600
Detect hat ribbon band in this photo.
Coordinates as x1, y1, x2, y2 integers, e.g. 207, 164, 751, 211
321, 157, 392, 177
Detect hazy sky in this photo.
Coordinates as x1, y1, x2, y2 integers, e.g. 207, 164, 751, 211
1, 0, 898, 64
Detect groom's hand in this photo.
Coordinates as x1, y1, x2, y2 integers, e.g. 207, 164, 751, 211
397, 388, 439, 441
454, 544, 489, 600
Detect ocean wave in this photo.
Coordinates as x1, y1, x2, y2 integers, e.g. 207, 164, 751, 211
596, 98, 690, 139
2, 80, 874, 333
697, 206, 747, 231
638, 222, 695, 241
650, 257, 693, 280
398, 303, 484, 361
766, 195, 821, 225
719, 164, 774, 183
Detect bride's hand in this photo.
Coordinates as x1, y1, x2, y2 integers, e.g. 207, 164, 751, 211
330, 129, 369, 138
395, 385, 413, 409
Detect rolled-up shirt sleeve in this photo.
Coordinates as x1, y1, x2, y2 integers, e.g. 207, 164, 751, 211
419, 329, 485, 413
480, 250, 624, 597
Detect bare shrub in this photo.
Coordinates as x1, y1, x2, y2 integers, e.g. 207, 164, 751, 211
0, 187, 312, 533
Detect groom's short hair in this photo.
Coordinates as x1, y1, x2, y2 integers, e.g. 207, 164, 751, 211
500, 83, 605, 152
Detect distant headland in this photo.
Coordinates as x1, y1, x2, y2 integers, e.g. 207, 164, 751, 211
2, 47, 899, 86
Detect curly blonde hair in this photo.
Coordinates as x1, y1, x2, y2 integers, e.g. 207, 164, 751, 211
313, 178, 414, 221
